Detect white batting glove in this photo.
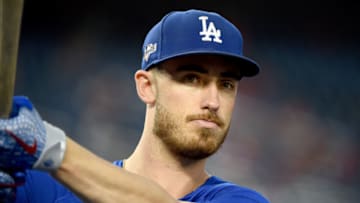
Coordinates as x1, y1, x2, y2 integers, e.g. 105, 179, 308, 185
0, 96, 66, 171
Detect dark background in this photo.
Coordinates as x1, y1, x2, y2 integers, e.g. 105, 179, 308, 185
12, 1, 360, 202
21, 0, 360, 40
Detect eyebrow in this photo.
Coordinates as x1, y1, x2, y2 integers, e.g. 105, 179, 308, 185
220, 72, 243, 81
176, 65, 242, 80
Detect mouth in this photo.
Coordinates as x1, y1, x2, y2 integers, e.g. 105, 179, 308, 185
186, 113, 224, 129
191, 119, 221, 129
190, 117, 223, 129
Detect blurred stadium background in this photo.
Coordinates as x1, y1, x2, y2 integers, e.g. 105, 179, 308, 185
14, 0, 359, 202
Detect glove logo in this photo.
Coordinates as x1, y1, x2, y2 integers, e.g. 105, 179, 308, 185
5, 130, 37, 155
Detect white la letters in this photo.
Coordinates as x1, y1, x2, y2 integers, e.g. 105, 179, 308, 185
198, 16, 222, 43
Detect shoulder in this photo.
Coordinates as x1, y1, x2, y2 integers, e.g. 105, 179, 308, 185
181, 176, 270, 203
16, 170, 81, 203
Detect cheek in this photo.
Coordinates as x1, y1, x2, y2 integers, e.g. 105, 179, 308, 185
220, 96, 236, 120
159, 86, 196, 108
156, 90, 191, 120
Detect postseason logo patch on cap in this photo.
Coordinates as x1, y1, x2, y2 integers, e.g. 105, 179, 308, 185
143, 43, 157, 62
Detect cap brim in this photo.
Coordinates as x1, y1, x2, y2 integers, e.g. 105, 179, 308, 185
151, 51, 260, 77
228, 55, 260, 77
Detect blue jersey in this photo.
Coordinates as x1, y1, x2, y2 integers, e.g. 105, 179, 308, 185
15, 160, 270, 203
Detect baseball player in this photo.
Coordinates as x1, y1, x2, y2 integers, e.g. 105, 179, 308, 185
0, 9, 270, 203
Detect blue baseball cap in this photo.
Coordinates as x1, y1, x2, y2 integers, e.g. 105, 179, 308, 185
141, 9, 260, 77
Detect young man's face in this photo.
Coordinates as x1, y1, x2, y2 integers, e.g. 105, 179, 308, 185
151, 54, 242, 160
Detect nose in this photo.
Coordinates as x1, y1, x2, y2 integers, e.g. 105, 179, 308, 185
200, 83, 220, 111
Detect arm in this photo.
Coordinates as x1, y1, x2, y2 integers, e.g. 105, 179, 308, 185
53, 137, 178, 203
0, 96, 189, 203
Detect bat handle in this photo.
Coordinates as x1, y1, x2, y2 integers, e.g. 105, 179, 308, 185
0, 0, 24, 118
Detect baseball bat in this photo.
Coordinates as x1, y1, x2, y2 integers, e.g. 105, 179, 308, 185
0, 0, 24, 118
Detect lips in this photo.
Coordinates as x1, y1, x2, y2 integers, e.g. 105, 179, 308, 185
186, 113, 225, 128
192, 119, 219, 128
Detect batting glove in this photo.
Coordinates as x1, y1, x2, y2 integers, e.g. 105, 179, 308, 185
0, 169, 25, 203
0, 170, 16, 203
0, 96, 66, 171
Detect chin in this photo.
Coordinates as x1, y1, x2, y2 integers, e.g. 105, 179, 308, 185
177, 137, 223, 160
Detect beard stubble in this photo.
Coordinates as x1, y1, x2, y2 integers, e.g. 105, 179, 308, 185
153, 103, 229, 160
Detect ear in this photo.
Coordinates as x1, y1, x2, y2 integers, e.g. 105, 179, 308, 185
134, 70, 156, 105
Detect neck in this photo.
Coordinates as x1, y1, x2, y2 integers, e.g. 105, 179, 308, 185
124, 131, 210, 199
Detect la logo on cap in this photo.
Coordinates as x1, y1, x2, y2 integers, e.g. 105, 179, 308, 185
199, 16, 222, 43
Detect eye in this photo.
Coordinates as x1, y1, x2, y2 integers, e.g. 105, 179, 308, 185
182, 74, 200, 84
220, 80, 235, 90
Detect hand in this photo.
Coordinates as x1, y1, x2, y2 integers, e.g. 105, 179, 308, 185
0, 96, 66, 171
